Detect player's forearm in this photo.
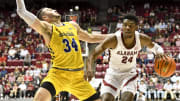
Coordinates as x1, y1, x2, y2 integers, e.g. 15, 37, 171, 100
16, 0, 26, 10
90, 45, 105, 66
16, 0, 37, 26
89, 34, 113, 43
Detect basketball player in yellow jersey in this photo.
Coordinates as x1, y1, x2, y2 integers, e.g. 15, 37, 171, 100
16, 0, 111, 101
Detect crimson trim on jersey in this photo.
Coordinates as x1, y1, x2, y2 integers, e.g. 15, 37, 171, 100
103, 80, 117, 91
123, 73, 138, 87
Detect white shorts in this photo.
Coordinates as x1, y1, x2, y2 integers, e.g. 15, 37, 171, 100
101, 67, 138, 97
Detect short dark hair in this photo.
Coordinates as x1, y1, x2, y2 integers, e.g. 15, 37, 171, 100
123, 14, 139, 25
36, 7, 46, 20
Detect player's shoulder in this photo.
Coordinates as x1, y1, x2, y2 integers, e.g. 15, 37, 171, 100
68, 21, 80, 30
139, 32, 151, 40
69, 21, 78, 26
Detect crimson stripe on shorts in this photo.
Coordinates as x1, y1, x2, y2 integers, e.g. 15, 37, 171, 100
123, 74, 138, 87
103, 80, 117, 91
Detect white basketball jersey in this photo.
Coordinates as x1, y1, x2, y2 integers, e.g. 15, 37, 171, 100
109, 31, 142, 72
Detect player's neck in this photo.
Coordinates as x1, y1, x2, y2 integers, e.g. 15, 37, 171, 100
122, 35, 135, 48
52, 20, 63, 26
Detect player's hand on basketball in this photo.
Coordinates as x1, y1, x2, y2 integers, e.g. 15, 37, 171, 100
155, 53, 167, 60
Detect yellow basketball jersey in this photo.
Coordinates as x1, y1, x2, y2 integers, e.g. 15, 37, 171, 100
48, 22, 84, 69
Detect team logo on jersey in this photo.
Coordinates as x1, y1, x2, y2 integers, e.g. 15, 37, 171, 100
116, 50, 138, 55
68, 28, 72, 30
59, 32, 74, 37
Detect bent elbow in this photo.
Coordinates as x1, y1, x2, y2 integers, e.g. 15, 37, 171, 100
16, 9, 21, 15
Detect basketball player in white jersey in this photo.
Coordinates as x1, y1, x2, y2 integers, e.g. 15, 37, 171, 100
87, 14, 165, 101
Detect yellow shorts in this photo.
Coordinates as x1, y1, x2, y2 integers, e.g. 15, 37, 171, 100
41, 68, 96, 100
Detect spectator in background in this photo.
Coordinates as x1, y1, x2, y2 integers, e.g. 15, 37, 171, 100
147, 52, 154, 63
14, 67, 20, 78
128, 5, 136, 15
26, 67, 33, 77
20, 47, 29, 59
150, 74, 158, 83
116, 19, 123, 31
10, 83, 18, 98
87, 25, 92, 34
26, 26, 32, 34
149, 10, 155, 17
26, 82, 35, 98
171, 73, 180, 83
16, 74, 24, 85
24, 73, 33, 84
3, 75, 8, 85
0, 19, 5, 29
42, 61, 49, 73
91, 10, 97, 26
154, 21, 160, 31
107, 7, 113, 16
3, 82, 11, 100
144, 2, 150, 9
101, 24, 108, 34
103, 52, 109, 64
0, 54, 7, 66
159, 20, 167, 31
173, 80, 180, 99
0, 83, 3, 100
163, 80, 175, 100
163, 38, 171, 47
143, 22, 150, 33
156, 81, 164, 100
8, 26, 15, 36
8, 72, 16, 85
18, 81, 27, 99
147, 80, 157, 100
172, 52, 179, 62
149, 25, 156, 33
137, 80, 147, 99
8, 46, 17, 60
33, 68, 41, 78
0, 67, 7, 77
60, 91, 69, 101
36, 40, 46, 53
24, 54, 31, 66
21, 67, 25, 75
144, 10, 149, 18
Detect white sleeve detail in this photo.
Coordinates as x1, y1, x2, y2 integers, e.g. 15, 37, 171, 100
149, 43, 164, 54
16, 0, 37, 26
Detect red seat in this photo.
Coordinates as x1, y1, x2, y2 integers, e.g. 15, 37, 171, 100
96, 64, 103, 72
7, 60, 23, 66
95, 72, 103, 78
103, 64, 109, 72
102, 72, 106, 78
176, 63, 180, 71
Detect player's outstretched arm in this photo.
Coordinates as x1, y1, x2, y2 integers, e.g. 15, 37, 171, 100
16, 0, 52, 35
70, 21, 113, 43
85, 35, 117, 81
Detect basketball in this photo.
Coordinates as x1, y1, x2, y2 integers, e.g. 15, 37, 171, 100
154, 57, 176, 77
